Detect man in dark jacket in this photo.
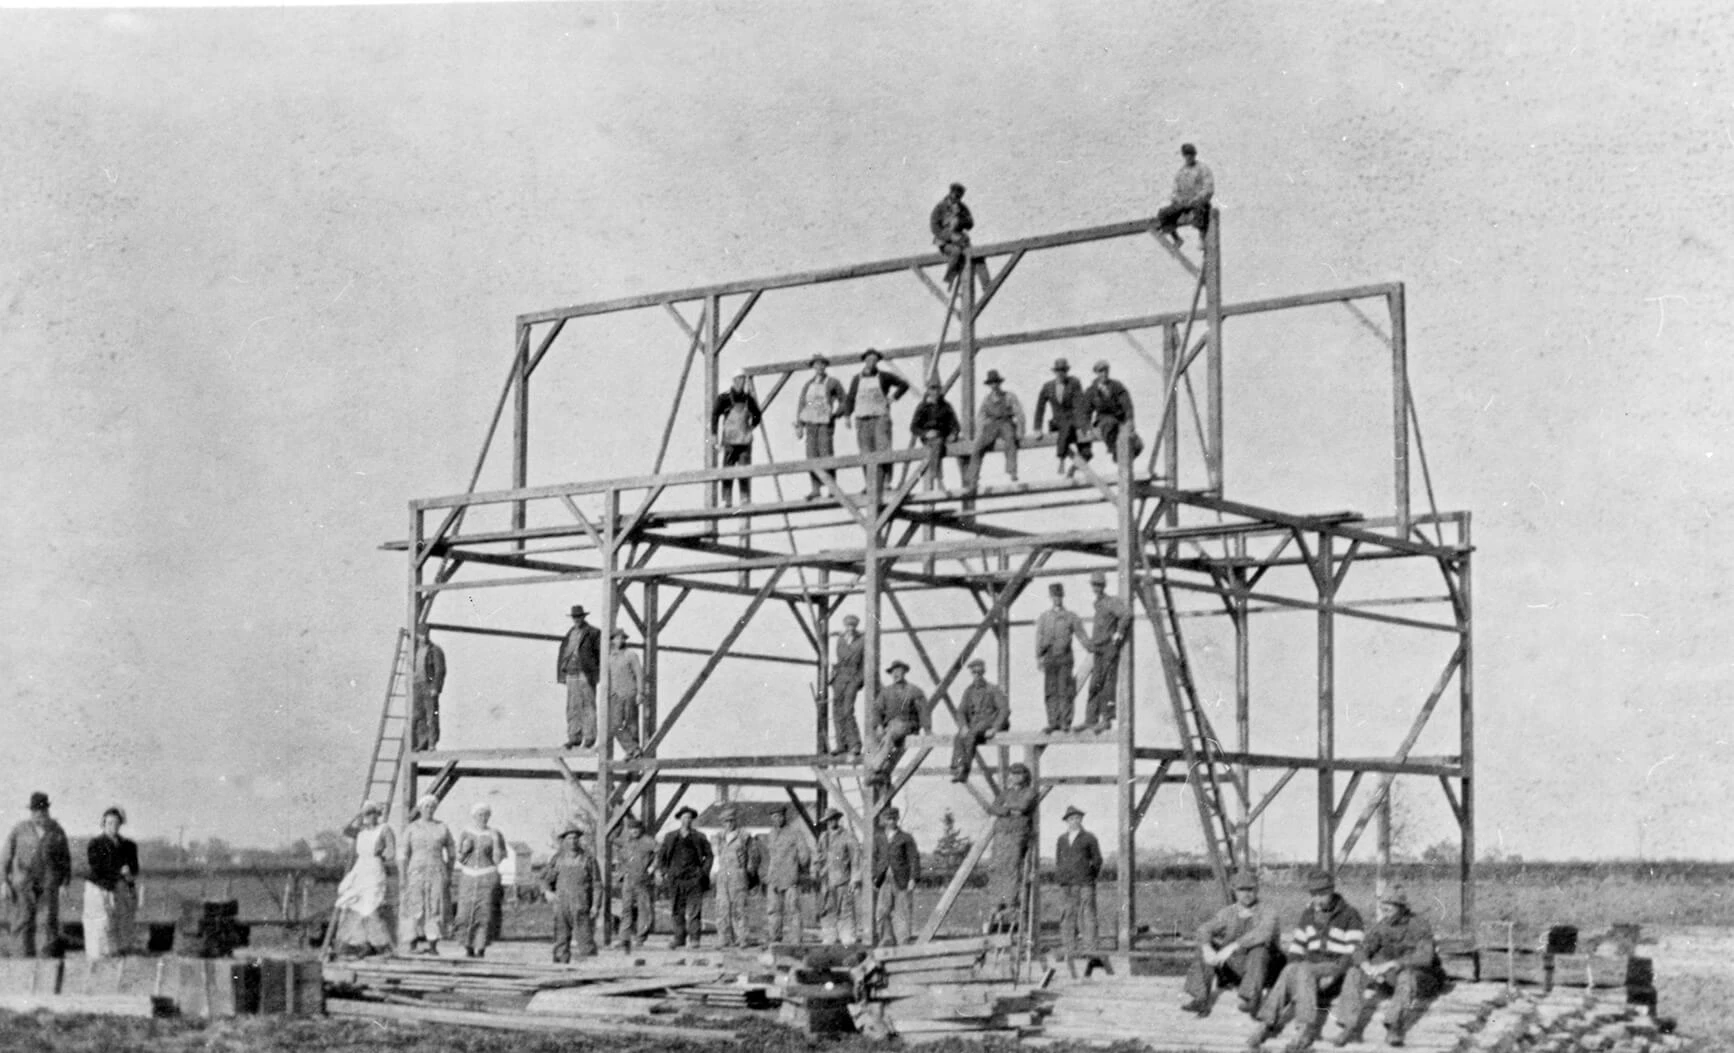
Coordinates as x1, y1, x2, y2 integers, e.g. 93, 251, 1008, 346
872, 808, 921, 946
909, 379, 962, 490
1086, 360, 1138, 464
613, 816, 658, 952
1333, 887, 1441, 1047
557, 605, 602, 749
1, 792, 71, 958
656, 806, 713, 948
1054, 805, 1103, 957
710, 370, 764, 507
1249, 870, 1365, 1051
950, 658, 1009, 782
1034, 357, 1091, 476
929, 182, 974, 284
846, 349, 911, 491
827, 614, 866, 757
412, 626, 447, 750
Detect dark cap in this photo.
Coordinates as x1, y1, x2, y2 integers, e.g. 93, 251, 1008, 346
949, 182, 965, 195
967, 658, 987, 671
675, 806, 698, 820
984, 369, 1005, 384
862, 348, 883, 363
1052, 357, 1070, 372
570, 605, 588, 618
1181, 143, 1197, 156
1049, 583, 1064, 595
1232, 870, 1259, 891
1062, 805, 1084, 820
559, 823, 584, 839
1009, 762, 1031, 777
886, 659, 910, 673
810, 353, 830, 367
611, 627, 629, 641
823, 808, 844, 824
882, 807, 901, 822
28, 792, 48, 812
1305, 869, 1335, 894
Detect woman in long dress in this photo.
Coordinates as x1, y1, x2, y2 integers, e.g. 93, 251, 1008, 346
399, 794, 454, 955
332, 801, 395, 957
453, 803, 508, 958
83, 806, 139, 958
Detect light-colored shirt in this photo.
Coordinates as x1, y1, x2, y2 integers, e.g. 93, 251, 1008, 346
979, 389, 1026, 432
799, 375, 846, 425
1172, 161, 1215, 207
608, 649, 642, 700
1196, 901, 1281, 951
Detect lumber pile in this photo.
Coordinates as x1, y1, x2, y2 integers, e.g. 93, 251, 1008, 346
845, 935, 1046, 1042
1467, 920, 1656, 1010
0, 956, 320, 1019
327, 997, 739, 1041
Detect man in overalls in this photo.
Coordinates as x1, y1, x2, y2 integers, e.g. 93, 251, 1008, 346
795, 355, 847, 500
710, 369, 763, 506
544, 825, 601, 961
845, 349, 910, 491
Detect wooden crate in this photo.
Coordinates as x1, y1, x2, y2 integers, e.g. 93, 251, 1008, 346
257, 959, 324, 1015
1477, 949, 1549, 986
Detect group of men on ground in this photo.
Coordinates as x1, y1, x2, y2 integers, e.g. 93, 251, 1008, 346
1188, 868, 1442, 1051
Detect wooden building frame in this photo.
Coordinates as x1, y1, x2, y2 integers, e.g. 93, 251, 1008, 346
382, 213, 1476, 944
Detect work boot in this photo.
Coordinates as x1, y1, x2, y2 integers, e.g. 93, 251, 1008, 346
1180, 998, 1211, 1017
1246, 1022, 1280, 1050
1384, 1024, 1405, 1048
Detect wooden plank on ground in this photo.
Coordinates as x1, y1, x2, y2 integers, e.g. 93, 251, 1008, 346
327, 996, 738, 1041
0, 993, 163, 1018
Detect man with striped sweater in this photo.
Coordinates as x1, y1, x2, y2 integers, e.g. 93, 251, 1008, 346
1247, 870, 1364, 1052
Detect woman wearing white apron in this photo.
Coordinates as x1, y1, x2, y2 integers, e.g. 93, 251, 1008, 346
333, 801, 396, 957
83, 806, 138, 958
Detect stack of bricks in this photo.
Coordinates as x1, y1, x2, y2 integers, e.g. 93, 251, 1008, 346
1461, 989, 1685, 1053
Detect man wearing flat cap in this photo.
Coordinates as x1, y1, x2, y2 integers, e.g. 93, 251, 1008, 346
1034, 357, 1092, 477
910, 378, 962, 490
1333, 886, 1441, 1047
1086, 360, 1139, 465
845, 348, 911, 492
557, 605, 602, 750
607, 628, 645, 758
1, 793, 71, 957
657, 805, 713, 948
1184, 869, 1281, 1018
796, 355, 848, 500
967, 368, 1026, 489
710, 369, 764, 508
763, 805, 812, 946
1082, 571, 1133, 732
1055, 805, 1103, 958
612, 815, 658, 952
1156, 143, 1215, 248
929, 182, 974, 285
816, 810, 860, 944
1035, 582, 1091, 733
712, 806, 754, 947
544, 825, 601, 961
1250, 870, 1365, 1052
984, 764, 1041, 921
951, 658, 1010, 782
826, 614, 867, 757
411, 624, 447, 751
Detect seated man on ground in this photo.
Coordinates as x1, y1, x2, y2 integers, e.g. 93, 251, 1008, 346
1331, 886, 1443, 1048
1247, 869, 1364, 1052
1183, 868, 1282, 1017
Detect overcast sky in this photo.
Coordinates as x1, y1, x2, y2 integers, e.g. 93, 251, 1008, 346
2, 0, 1729, 862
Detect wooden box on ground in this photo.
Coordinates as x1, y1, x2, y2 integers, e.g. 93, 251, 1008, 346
257, 959, 323, 1015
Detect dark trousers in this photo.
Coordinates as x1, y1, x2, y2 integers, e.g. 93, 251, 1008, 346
669, 876, 705, 946
830, 675, 863, 753
1054, 423, 1092, 465
9, 884, 62, 958
1085, 642, 1121, 727
950, 727, 989, 780
920, 435, 954, 489
1156, 201, 1211, 235
989, 837, 1031, 917
1057, 884, 1098, 955
551, 897, 597, 961
720, 443, 752, 505
1041, 657, 1075, 730
1095, 416, 1136, 463
1260, 960, 1348, 1031
1336, 965, 1440, 1035
1184, 944, 1281, 1009
411, 687, 440, 750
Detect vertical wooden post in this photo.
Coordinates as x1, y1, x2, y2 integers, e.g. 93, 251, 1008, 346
1234, 535, 1252, 861
861, 514, 882, 944
399, 506, 423, 829
960, 252, 978, 440
1315, 533, 1335, 871
995, 554, 1012, 789
643, 582, 659, 827
703, 296, 721, 510
597, 488, 619, 938
511, 323, 530, 546
1161, 324, 1180, 520
1115, 428, 1137, 949
815, 580, 832, 756
1204, 211, 1223, 494
1025, 744, 1043, 955
1390, 285, 1410, 535
1457, 515, 1475, 930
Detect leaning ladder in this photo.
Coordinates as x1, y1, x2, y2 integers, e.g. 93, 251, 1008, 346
359, 628, 413, 819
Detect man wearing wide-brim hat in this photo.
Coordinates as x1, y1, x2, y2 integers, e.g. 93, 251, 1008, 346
1034, 355, 1092, 477
656, 805, 713, 948
544, 824, 601, 961
795, 354, 848, 500
1332, 886, 1442, 1048
1, 792, 71, 958
950, 657, 1010, 783
967, 367, 1027, 490
872, 660, 931, 744
556, 604, 601, 750
1054, 805, 1104, 959
816, 809, 860, 945
1250, 869, 1366, 1052
1183, 869, 1281, 1018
